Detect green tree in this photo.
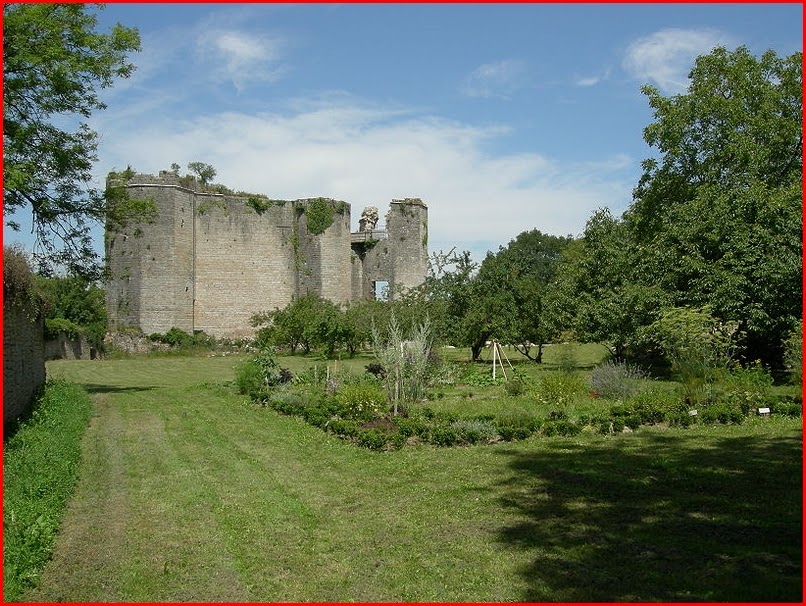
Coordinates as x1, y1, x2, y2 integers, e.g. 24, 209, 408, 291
557, 209, 668, 359
307, 297, 350, 359
629, 46, 802, 367
187, 162, 217, 186
253, 294, 320, 354
3, 4, 140, 277
494, 229, 572, 362
35, 274, 107, 349
343, 300, 388, 356
650, 306, 742, 404
461, 230, 572, 362
418, 248, 477, 349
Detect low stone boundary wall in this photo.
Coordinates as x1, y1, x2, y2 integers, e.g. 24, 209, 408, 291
3, 302, 46, 428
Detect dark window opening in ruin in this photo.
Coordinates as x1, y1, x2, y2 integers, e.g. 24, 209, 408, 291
374, 280, 389, 301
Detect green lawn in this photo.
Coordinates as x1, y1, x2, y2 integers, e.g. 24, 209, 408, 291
22, 354, 803, 602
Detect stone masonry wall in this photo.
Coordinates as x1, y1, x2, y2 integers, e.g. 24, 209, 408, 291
106, 173, 428, 337
359, 199, 428, 300
3, 302, 45, 428
194, 196, 298, 336
106, 178, 194, 334
296, 200, 353, 304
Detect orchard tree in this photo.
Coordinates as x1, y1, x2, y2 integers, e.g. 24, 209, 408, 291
3, 4, 140, 277
455, 230, 572, 362
253, 294, 321, 354
491, 230, 572, 362
628, 46, 802, 367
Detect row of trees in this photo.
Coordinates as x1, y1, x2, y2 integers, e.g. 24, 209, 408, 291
256, 46, 801, 374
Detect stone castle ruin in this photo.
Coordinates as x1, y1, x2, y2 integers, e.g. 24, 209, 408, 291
105, 172, 428, 337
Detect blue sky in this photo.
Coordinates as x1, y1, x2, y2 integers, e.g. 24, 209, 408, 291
5, 2, 803, 264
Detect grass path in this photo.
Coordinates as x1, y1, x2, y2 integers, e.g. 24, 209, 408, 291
30, 356, 802, 602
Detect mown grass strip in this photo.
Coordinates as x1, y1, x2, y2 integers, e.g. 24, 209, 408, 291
3, 380, 93, 601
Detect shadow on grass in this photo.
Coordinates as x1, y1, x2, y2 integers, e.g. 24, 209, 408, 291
82, 383, 157, 395
496, 431, 802, 602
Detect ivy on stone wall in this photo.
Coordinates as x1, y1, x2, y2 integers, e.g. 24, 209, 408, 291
246, 196, 287, 215
105, 182, 157, 231
303, 198, 347, 235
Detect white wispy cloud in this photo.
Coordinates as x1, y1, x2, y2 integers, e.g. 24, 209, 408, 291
461, 59, 530, 99
622, 28, 733, 93
575, 67, 611, 87
196, 29, 287, 91
93, 98, 635, 260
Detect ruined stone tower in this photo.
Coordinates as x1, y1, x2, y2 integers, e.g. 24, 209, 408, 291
105, 172, 428, 337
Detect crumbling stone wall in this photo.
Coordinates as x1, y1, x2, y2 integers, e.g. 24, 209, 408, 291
44, 333, 97, 361
3, 302, 45, 428
106, 173, 428, 337
355, 199, 429, 300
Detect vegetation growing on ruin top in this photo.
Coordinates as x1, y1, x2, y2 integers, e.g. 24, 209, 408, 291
303, 198, 347, 235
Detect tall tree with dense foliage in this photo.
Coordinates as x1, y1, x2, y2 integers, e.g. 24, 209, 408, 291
557, 209, 669, 359
3, 4, 140, 277
453, 230, 571, 361
586, 45, 804, 368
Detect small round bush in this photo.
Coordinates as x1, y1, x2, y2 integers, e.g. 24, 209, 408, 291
589, 359, 649, 400
504, 379, 526, 397
235, 359, 268, 398
393, 416, 429, 438
328, 419, 360, 437
430, 427, 459, 447
450, 419, 499, 445
357, 429, 388, 451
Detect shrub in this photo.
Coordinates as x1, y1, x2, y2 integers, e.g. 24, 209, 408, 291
293, 364, 328, 386
151, 327, 194, 347
700, 402, 744, 425
589, 359, 650, 400
498, 426, 532, 441
269, 393, 307, 416
449, 419, 500, 445
771, 396, 802, 417
504, 378, 526, 397
334, 382, 387, 422
393, 416, 429, 438
495, 413, 540, 432
357, 429, 388, 451
235, 359, 268, 399
541, 419, 581, 437
328, 419, 360, 437
783, 320, 802, 385
236, 347, 282, 398
44, 317, 82, 340
650, 306, 742, 405
668, 411, 697, 428
430, 427, 459, 447
555, 343, 577, 374
625, 389, 683, 425
535, 372, 584, 408
717, 362, 774, 415
302, 405, 331, 428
